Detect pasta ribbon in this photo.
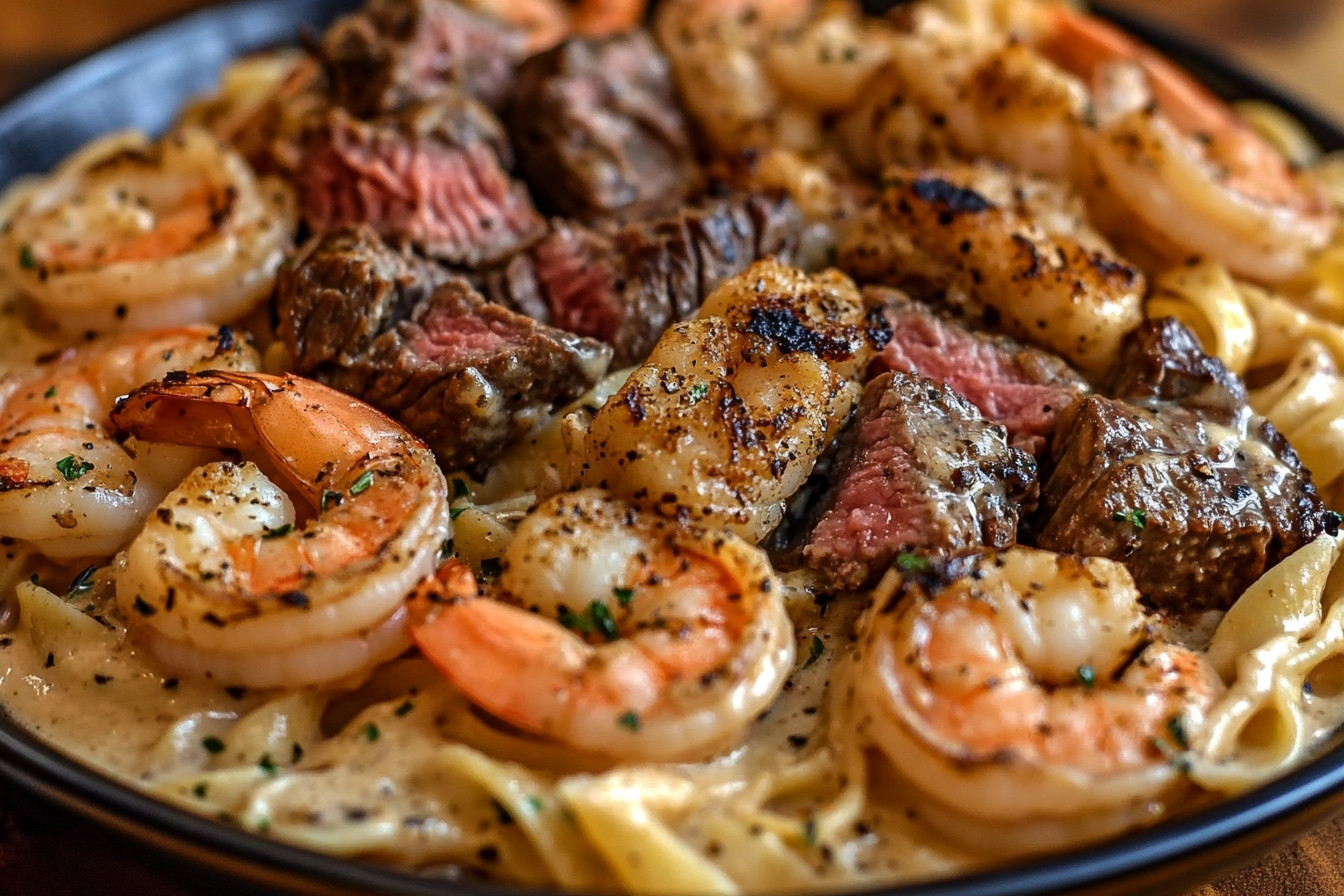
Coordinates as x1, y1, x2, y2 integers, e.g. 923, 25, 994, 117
1145, 261, 1255, 374
1193, 535, 1344, 793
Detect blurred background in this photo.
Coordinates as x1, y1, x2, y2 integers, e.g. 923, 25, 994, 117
1, 0, 1344, 121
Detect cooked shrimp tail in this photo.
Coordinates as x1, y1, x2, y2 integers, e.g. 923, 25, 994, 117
409, 489, 795, 762
110, 371, 450, 689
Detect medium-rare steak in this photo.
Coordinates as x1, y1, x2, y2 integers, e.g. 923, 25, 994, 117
804, 372, 1038, 590
276, 224, 456, 371
275, 226, 611, 469
300, 98, 543, 267
1036, 319, 1330, 613
869, 288, 1088, 456
320, 0, 527, 115
508, 30, 695, 217
480, 192, 803, 364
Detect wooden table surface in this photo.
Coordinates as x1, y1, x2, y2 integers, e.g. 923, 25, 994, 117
3, 1, 1344, 894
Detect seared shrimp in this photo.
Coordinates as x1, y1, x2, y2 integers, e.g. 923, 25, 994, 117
578, 259, 882, 541
857, 548, 1223, 850
409, 489, 794, 762
0, 325, 257, 560
0, 127, 295, 336
838, 163, 1143, 375
1038, 5, 1336, 283
110, 371, 449, 689
838, 0, 1085, 179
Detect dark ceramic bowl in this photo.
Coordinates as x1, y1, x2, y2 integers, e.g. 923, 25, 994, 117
2, 1, 1343, 893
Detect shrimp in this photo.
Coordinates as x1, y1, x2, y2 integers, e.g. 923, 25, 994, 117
408, 489, 794, 762
652, 0, 817, 153
837, 1, 1087, 180
0, 126, 296, 336
837, 163, 1144, 375
856, 547, 1223, 851
577, 259, 884, 542
109, 371, 449, 689
1036, 4, 1336, 283
0, 325, 258, 560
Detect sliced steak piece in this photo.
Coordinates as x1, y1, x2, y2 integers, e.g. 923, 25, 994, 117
480, 192, 804, 364
508, 30, 694, 217
320, 0, 527, 115
276, 228, 610, 468
276, 224, 455, 372
804, 372, 1038, 590
300, 99, 543, 267
870, 288, 1088, 456
1036, 319, 1330, 613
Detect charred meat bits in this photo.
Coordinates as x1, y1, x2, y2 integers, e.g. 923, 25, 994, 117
805, 372, 1038, 590
276, 226, 610, 469
1037, 319, 1329, 613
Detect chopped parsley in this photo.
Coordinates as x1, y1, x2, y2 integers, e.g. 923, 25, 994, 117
28, 573, 39, 587
362, 722, 381, 743
613, 587, 635, 607
1076, 664, 1096, 689
257, 753, 277, 776
525, 795, 544, 814
261, 523, 293, 539
1112, 508, 1147, 529
895, 552, 929, 573
617, 710, 641, 731
43, 385, 56, 399
291, 742, 305, 764
687, 382, 709, 402
256, 817, 271, 833
479, 558, 502, 581
395, 700, 415, 717
192, 782, 209, 799
55, 455, 94, 481
1167, 716, 1189, 750
803, 817, 818, 848
349, 470, 374, 496
17, 245, 37, 270
560, 601, 620, 642
65, 565, 97, 600
202, 736, 226, 755
452, 478, 471, 501
802, 635, 825, 670
132, 596, 157, 617
589, 602, 619, 642
449, 506, 467, 520
320, 489, 342, 511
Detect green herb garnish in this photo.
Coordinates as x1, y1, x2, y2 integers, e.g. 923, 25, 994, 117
362, 722, 381, 743
257, 753, 277, 776
895, 552, 929, 573
1112, 508, 1147, 529
202, 736, 226, 755
43, 385, 56, 399
17, 245, 37, 270
613, 587, 635, 607
320, 489, 342, 511
617, 710, 641, 731
55, 455, 94, 481
1076, 664, 1096, 689
261, 523, 293, 539
349, 470, 375, 496
688, 382, 709, 402
802, 635, 825, 670
66, 565, 97, 600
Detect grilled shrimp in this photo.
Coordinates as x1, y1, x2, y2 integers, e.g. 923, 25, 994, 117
856, 548, 1223, 851
0, 325, 258, 560
0, 127, 295, 336
1037, 5, 1336, 283
838, 0, 1084, 179
409, 489, 794, 762
578, 259, 883, 542
838, 163, 1143, 375
110, 371, 449, 689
